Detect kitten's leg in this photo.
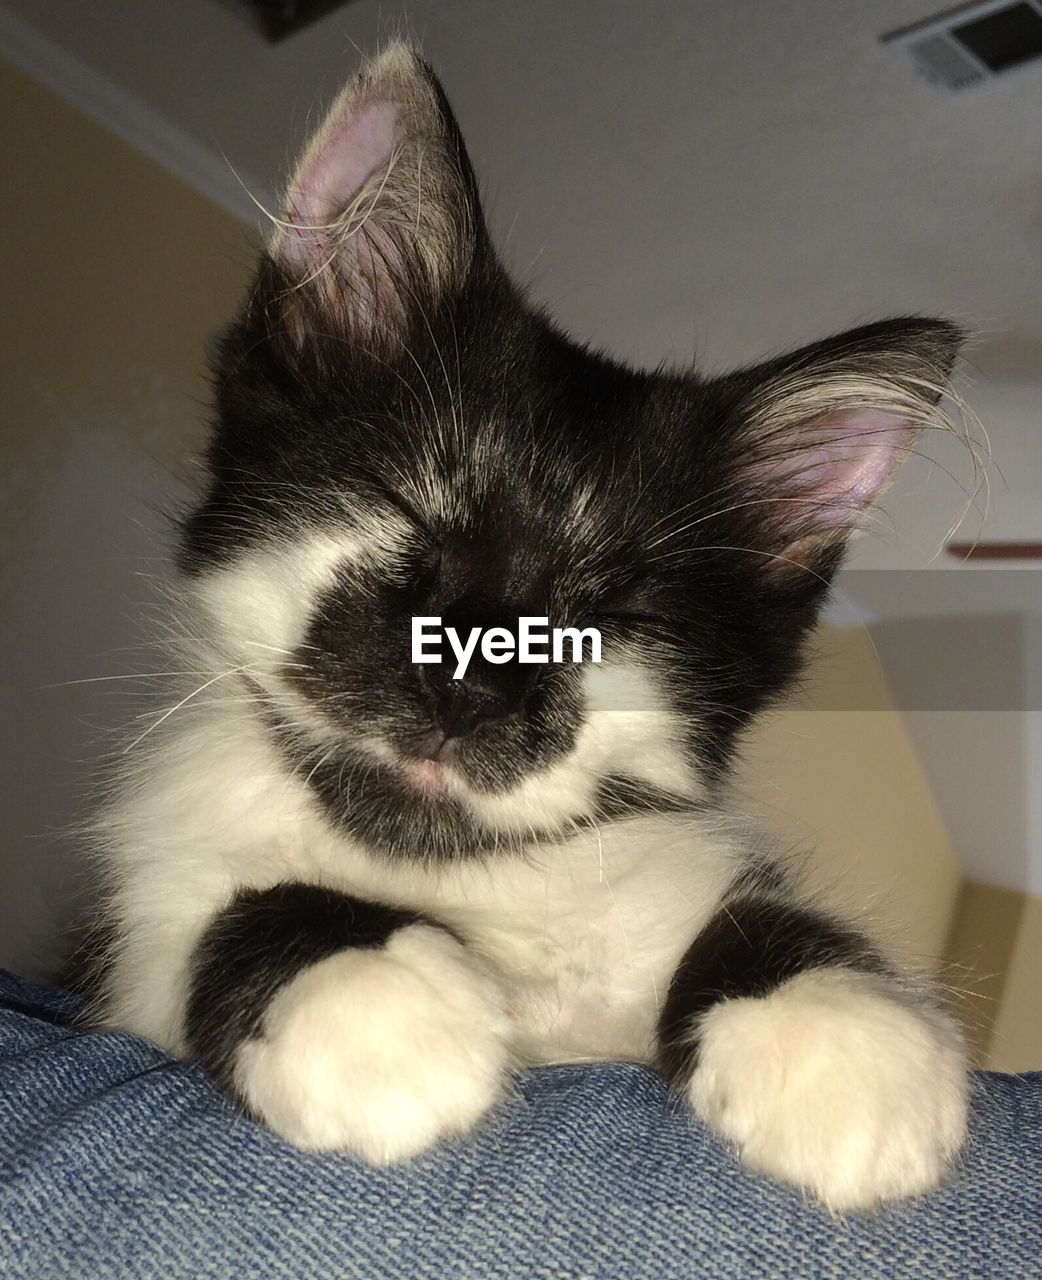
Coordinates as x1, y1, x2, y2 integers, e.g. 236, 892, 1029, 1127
657, 891, 968, 1211
185, 882, 514, 1164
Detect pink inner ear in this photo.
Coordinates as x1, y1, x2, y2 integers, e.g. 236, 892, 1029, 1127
284, 101, 399, 263
787, 409, 910, 527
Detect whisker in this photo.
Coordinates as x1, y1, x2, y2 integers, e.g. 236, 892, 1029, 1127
120, 665, 256, 755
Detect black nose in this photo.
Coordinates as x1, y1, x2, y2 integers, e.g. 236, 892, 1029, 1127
424, 669, 526, 739
420, 593, 539, 740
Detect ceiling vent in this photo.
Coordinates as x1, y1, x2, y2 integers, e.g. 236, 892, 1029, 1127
883, 0, 1042, 91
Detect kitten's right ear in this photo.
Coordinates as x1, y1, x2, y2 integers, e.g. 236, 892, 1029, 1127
268, 43, 482, 353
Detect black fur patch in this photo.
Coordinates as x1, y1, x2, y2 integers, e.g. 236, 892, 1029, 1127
184, 882, 437, 1096
656, 894, 888, 1083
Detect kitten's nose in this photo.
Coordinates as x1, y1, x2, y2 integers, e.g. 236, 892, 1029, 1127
421, 593, 538, 739
425, 671, 523, 739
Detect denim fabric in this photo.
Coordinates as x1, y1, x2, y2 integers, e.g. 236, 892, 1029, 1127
0, 969, 1038, 1280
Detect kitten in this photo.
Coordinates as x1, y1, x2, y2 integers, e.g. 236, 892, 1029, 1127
90, 44, 968, 1211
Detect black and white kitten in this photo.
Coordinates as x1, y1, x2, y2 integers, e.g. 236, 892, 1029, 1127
91, 45, 968, 1210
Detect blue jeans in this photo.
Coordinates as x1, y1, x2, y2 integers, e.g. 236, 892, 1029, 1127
0, 970, 1038, 1279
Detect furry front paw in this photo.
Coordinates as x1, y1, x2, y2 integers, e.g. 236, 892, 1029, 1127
688, 968, 968, 1211
233, 924, 514, 1163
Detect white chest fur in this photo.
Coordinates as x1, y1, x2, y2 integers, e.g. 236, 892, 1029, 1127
104, 699, 739, 1064
308, 813, 738, 1066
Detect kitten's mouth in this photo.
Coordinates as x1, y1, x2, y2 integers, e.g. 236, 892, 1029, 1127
397, 731, 456, 792
399, 756, 447, 791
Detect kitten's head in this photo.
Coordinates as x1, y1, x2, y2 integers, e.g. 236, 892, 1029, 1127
181, 45, 961, 860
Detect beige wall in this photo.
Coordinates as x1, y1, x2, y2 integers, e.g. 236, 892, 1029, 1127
990, 895, 1042, 1072
1, 56, 252, 518
744, 644, 1042, 1071
740, 626, 964, 965
944, 881, 1025, 1066
0, 58, 251, 973
948, 882, 1042, 1072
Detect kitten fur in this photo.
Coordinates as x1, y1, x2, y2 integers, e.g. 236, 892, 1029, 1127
87, 44, 968, 1210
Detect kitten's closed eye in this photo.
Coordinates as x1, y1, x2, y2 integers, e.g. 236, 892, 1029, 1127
382, 492, 439, 543
592, 580, 665, 630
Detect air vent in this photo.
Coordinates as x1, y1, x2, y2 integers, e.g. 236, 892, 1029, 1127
883, 0, 1042, 91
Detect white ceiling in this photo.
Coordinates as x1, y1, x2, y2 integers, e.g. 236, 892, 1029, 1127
3, 0, 1040, 573
3, 0, 1041, 892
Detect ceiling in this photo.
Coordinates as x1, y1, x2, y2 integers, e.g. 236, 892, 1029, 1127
3, 0, 1040, 578
3, 0, 1041, 891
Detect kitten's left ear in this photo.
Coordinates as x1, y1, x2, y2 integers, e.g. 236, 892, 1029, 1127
718, 317, 964, 575
269, 43, 482, 352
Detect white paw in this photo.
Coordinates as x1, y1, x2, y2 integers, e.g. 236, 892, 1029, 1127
233, 924, 514, 1164
688, 968, 968, 1211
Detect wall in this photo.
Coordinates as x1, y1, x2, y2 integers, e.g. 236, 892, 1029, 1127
831, 572, 1042, 902
947, 881, 1042, 1071
741, 626, 963, 965
743, 629, 1042, 1068
0, 58, 251, 974
989, 895, 1042, 1072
